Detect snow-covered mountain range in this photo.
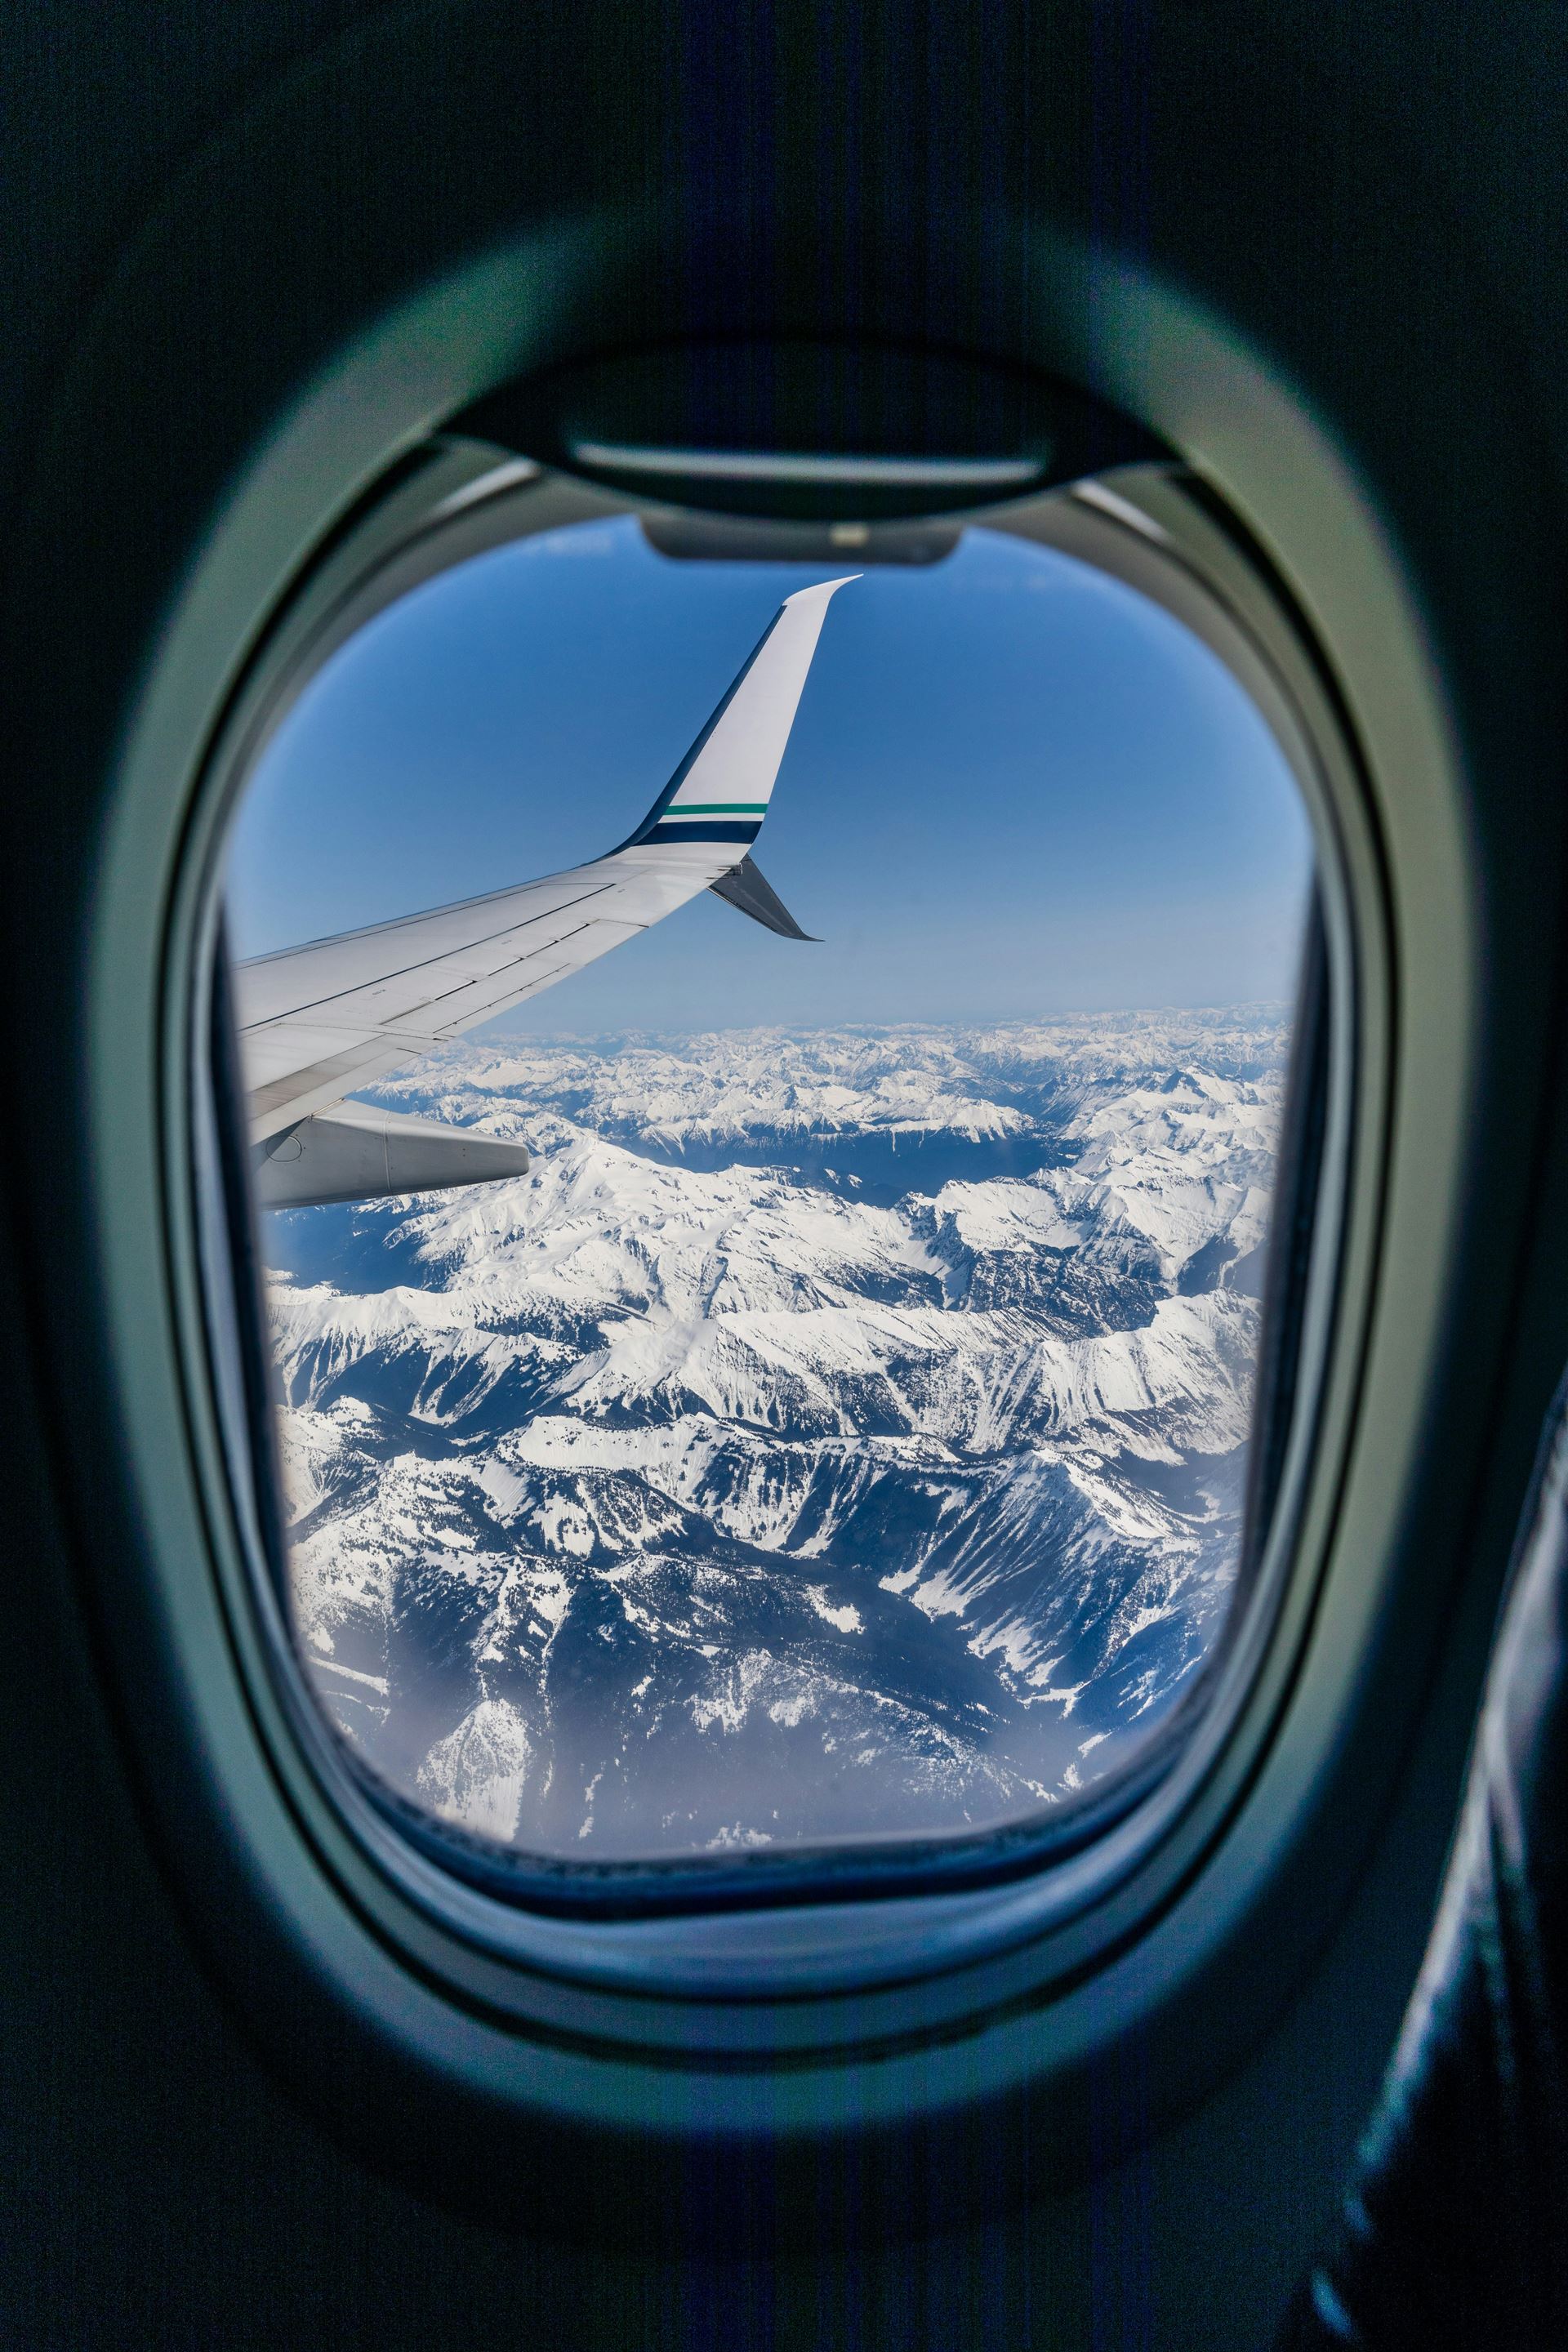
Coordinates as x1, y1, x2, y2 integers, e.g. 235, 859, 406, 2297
263, 1010, 1287, 1864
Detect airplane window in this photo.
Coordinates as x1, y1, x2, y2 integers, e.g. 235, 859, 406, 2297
220, 492, 1315, 1887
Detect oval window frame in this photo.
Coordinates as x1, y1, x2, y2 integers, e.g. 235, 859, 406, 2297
185, 430, 1358, 1999
83, 250, 1462, 2150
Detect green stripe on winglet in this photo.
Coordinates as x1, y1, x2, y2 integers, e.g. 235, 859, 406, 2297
666, 802, 769, 815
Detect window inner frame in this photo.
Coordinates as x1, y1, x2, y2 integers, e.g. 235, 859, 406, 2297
185, 442, 1361, 2001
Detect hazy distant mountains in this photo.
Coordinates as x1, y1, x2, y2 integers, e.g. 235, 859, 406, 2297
264, 1011, 1285, 1864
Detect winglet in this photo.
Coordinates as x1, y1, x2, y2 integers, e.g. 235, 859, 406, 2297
622, 574, 858, 850
709, 854, 819, 941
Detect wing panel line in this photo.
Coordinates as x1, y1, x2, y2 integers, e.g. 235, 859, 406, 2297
237, 879, 621, 1030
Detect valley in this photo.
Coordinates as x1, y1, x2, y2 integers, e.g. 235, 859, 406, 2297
265, 1009, 1286, 1862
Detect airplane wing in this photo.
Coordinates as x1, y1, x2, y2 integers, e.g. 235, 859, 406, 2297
234, 572, 856, 1207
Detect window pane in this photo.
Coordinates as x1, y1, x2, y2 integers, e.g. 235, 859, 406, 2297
225, 504, 1313, 1865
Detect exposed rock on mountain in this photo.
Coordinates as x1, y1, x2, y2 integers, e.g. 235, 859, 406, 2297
265, 1011, 1285, 1862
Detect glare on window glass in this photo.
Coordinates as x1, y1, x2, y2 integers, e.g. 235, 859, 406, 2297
224, 506, 1313, 1864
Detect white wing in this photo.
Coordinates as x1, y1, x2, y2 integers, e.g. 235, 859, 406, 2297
234, 574, 856, 1161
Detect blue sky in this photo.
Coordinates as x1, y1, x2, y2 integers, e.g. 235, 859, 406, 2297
225, 514, 1312, 1031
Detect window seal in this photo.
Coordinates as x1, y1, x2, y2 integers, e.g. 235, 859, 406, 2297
185, 447, 1362, 1997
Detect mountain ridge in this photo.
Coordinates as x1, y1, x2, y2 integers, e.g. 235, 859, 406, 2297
265, 1010, 1286, 1862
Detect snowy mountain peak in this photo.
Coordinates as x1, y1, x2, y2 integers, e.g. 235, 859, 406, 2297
266, 1011, 1288, 1864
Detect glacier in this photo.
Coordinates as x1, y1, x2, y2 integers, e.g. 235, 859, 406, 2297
262, 1009, 1287, 1864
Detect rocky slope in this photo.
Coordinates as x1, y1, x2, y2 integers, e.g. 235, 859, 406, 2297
264, 1011, 1286, 1862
